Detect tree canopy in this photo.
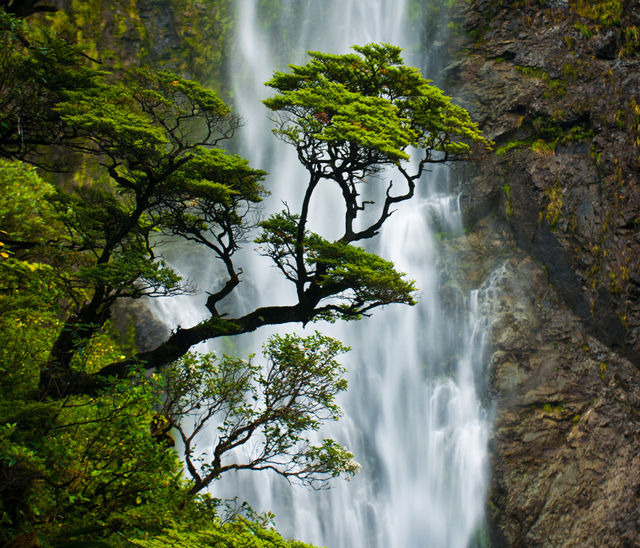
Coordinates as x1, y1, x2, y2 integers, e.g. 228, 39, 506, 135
0, 13, 488, 548
263, 43, 489, 243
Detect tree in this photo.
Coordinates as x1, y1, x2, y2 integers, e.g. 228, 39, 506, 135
18, 41, 485, 395
263, 43, 487, 245
0, 17, 488, 394
164, 332, 359, 497
0, 11, 489, 545
0, 11, 107, 167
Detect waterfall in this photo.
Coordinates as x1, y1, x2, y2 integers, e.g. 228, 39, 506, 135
152, 1, 497, 547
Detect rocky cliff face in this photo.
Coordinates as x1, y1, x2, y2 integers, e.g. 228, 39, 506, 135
441, 0, 640, 545
43, 0, 233, 92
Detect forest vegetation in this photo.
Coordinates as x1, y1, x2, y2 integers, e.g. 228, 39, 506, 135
0, 4, 488, 547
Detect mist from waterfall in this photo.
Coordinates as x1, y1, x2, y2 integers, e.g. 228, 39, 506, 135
152, 2, 496, 547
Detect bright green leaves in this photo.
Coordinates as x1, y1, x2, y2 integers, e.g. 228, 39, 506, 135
299, 439, 361, 479
163, 351, 257, 425
130, 67, 231, 118
48, 184, 185, 299
0, 159, 62, 245
0, 14, 442, 548
127, 519, 320, 548
316, 90, 415, 162
306, 235, 417, 309
166, 147, 266, 206
406, 92, 487, 159
262, 43, 489, 251
265, 44, 413, 99
257, 210, 417, 319
265, 78, 415, 163
163, 332, 357, 492
56, 87, 169, 161
0, 358, 184, 541
78, 252, 183, 297
257, 332, 358, 485
261, 332, 349, 422
0, 32, 463, 544
52, 185, 135, 250
155, 146, 267, 267
254, 211, 300, 282
55, 67, 236, 168
264, 43, 489, 174
0, 258, 66, 398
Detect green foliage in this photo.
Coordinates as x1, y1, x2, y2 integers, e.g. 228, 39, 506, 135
128, 519, 318, 548
0, 160, 62, 244
573, 21, 593, 38
495, 117, 594, 158
0, 154, 360, 534
514, 66, 549, 80
0, 10, 270, 383
546, 78, 567, 97
531, 139, 556, 156
305, 236, 418, 315
256, 210, 417, 320
621, 25, 640, 57
0, 12, 108, 163
260, 43, 488, 299
562, 62, 580, 81
0, 359, 183, 542
0, 9, 488, 545
503, 183, 513, 218
540, 181, 564, 227
163, 332, 360, 494
495, 141, 523, 156
0, 277, 351, 543
264, 43, 489, 170
625, 25, 640, 45
0, 259, 63, 397
600, 361, 608, 380
570, 0, 623, 27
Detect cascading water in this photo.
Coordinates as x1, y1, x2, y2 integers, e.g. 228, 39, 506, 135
152, 2, 500, 547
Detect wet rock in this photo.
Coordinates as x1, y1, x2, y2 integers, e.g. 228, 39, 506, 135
594, 30, 621, 60
443, 0, 640, 544
484, 253, 640, 548
112, 299, 170, 352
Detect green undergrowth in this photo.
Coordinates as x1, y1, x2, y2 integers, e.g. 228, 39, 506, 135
503, 183, 514, 218
539, 181, 564, 228
530, 402, 566, 413
570, 0, 624, 28
514, 65, 549, 81
496, 118, 594, 157
126, 519, 318, 548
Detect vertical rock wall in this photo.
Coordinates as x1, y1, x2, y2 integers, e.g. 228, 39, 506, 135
42, 0, 234, 92
443, 0, 640, 545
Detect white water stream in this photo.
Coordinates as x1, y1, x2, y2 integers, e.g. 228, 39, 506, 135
152, 1, 500, 546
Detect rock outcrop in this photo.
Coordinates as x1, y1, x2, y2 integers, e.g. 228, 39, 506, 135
442, 0, 640, 545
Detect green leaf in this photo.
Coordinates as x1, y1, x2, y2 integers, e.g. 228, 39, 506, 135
53, 542, 114, 548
